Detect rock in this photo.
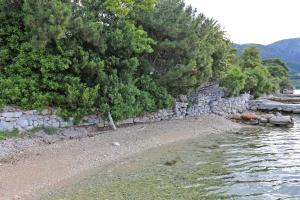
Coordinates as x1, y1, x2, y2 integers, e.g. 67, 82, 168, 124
1, 112, 22, 118
262, 114, 275, 120
96, 122, 105, 128
134, 117, 150, 123
61, 128, 88, 139
259, 118, 268, 123
165, 160, 177, 166
35, 131, 60, 144
16, 118, 29, 128
0, 121, 15, 131
179, 95, 188, 102
60, 120, 73, 128
117, 118, 134, 126
250, 106, 257, 110
241, 112, 257, 121
231, 114, 241, 120
112, 142, 120, 147
243, 119, 259, 125
269, 116, 293, 126
41, 109, 52, 116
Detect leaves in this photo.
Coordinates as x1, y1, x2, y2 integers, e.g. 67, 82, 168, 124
0, 0, 172, 121
136, 0, 233, 95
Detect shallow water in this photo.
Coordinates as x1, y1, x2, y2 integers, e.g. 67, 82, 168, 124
44, 116, 300, 200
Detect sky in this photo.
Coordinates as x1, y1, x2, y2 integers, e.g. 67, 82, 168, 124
185, 0, 300, 45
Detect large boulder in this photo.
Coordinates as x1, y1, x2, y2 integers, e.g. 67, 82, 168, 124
269, 116, 293, 126
241, 112, 258, 121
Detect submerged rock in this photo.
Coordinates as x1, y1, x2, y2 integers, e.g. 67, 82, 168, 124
165, 160, 177, 166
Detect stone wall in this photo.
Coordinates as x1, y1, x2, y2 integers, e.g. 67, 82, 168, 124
0, 85, 250, 132
176, 85, 250, 117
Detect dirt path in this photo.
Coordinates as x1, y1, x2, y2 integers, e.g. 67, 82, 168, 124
0, 115, 242, 200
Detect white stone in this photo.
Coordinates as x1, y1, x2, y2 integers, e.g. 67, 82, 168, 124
112, 142, 120, 147
0, 121, 15, 131
269, 116, 293, 126
16, 118, 29, 127
1, 112, 22, 118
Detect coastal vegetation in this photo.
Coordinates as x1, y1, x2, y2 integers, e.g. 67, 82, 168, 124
221, 47, 291, 97
0, 0, 291, 122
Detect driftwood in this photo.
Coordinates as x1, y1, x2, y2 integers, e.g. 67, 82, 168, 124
108, 112, 117, 130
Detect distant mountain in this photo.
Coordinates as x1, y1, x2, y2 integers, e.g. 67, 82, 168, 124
234, 38, 300, 74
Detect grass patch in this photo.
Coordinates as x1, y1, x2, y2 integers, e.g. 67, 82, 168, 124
43, 126, 58, 135
27, 126, 58, 137
26, 127, 44, 138
0, 129, 19, 140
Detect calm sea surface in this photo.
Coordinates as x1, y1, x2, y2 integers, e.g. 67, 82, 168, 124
43, 117, 300, 200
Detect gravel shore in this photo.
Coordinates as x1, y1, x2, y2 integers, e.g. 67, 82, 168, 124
0, 115, 242, 200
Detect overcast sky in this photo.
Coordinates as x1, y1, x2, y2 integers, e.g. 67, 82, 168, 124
185, 0, 300, 45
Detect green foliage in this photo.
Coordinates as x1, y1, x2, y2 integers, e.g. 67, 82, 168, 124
241, 46, 262, 68
136, 0, 234, 95
0, 0, 173, 121
240, 48, 276, 98
43, 127, 58, 135
221, 66, 246, 97
136, 76, 175, 109
22, 0, 72, 47
244, 66, 274, 98
0, 129, 19, 140
26, 126, 58, 136
0, 0, 289, 121
221, 48, 290, 98
263, 59, 293, 90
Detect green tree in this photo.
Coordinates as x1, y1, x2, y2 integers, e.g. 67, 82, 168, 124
244, 66, 274, 98
0, 0, 174, 123
220, 65, 246, 97
241, 46, 261, 68
136, 0, 233, 95
263, 59, 292, 90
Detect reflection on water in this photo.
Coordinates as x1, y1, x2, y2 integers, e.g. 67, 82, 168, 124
44, 116, 300, 200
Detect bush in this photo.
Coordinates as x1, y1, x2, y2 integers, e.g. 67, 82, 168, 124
0, 0, 174, 122
244, 66, 274, 98
221, 65, 246, 97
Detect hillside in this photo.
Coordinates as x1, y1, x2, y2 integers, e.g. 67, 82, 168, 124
234, 38, 300, 74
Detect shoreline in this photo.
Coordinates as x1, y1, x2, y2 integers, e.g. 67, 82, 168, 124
0, 115, 243, 200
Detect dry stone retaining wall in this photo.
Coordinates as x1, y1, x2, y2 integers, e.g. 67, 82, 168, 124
0, 85, 250, 132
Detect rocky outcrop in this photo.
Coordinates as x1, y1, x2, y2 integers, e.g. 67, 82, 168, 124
232, 112, 294, 127
269, 115, 294, 126
249, 99, 300, 113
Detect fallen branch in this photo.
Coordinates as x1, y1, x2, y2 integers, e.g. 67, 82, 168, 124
108, 112, 117, 130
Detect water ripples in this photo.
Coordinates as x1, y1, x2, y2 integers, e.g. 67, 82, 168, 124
197, 116, 300, 199
45, 116, 300, 200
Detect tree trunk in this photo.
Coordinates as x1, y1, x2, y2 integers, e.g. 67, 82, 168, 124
108, 112, 117, 130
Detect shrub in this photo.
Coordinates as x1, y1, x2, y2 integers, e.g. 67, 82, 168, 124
220, 66, 246, 97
